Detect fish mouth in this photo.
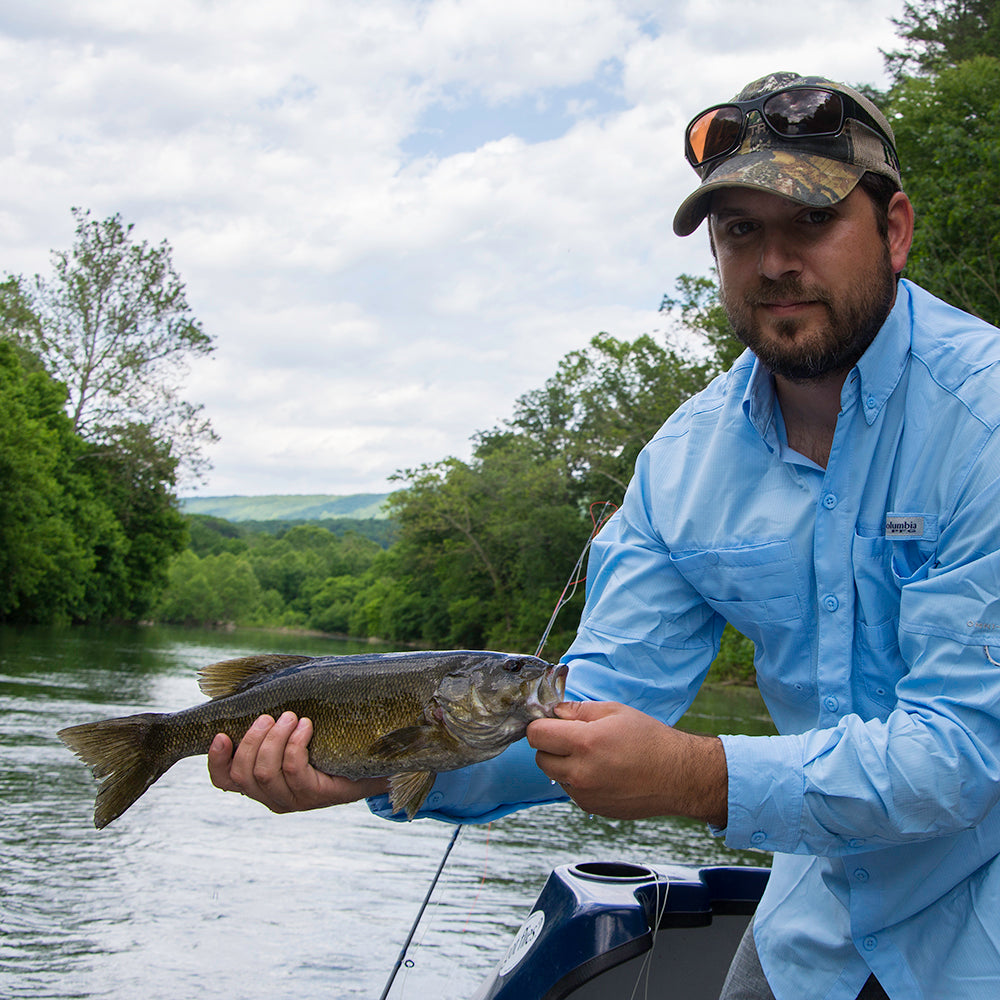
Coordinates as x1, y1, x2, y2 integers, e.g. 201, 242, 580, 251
553, 662, 568, 692
529, 663, 568, 715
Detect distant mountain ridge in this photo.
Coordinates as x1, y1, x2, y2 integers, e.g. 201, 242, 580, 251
180, 493, 391, 522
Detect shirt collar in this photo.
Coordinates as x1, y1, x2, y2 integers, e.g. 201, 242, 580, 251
742, 358, 778, 451
741, 280, 913, 440
848, 280, 912, 425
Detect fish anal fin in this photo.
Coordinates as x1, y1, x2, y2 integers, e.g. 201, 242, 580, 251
388, 770, 437, 819
197, 654, 314, 699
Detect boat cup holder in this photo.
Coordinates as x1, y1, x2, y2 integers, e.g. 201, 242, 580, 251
569, 861, 658, 883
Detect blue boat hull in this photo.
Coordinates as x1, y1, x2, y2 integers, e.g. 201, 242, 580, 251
473, 861, 770, 1000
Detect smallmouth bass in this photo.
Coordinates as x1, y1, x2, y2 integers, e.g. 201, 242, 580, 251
59, 649, 568, 829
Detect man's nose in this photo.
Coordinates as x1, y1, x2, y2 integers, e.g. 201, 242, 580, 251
758, 231, 802, 281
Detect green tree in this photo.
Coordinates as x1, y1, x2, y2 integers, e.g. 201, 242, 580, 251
884, 0, 1000, 78
388, 436, 589, 649
889, 55, 1000, 324
508, 333, 711, 503
0, 275, 41, 345
659, 270, 743, 372
14, 208, 216, 479
508, 274, 737, 505
82, 422, 188, 619
0, 210, 204, 622
156, 550, 283, 626
0, 339, 125, 623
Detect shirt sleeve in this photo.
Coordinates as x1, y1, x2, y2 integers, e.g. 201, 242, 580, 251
557, 480, 728, 725
367, 738, 568, 825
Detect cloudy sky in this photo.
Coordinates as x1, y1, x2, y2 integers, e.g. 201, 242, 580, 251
0, 0, 904, 497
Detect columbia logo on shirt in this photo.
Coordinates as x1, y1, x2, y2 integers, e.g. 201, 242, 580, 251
885, 515, 925, 538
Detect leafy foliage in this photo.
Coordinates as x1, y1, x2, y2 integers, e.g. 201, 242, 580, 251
156, 521, 383, 630
0, 212, 206, 624
889, 56, 1000, 324
12, 208, 216, 481
884, 0, 1000, 78
0, 339, 185, 624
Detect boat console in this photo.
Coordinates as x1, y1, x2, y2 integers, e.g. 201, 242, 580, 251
472, 861, 769, 1000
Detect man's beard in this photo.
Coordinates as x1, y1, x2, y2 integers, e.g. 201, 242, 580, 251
721, 249, 897, 382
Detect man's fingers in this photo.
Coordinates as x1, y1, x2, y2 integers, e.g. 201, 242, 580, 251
527, 717, 584, 756
208, 713, 300, 811
207, 732, 239, 791
277, 717, 316, 786
222, 714, 270, 793
529, 702, 621, 755
207, 712, 391, 814
555, 700, 622, 722
251, 712, 299, 787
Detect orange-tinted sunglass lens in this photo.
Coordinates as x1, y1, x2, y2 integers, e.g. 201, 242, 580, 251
686, 106, 743, 165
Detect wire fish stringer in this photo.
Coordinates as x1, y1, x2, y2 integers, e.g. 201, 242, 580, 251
377, 499, 618, 999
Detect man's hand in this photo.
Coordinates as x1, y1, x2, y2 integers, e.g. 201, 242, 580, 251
527, 701, 728, 827
207, 712, 389, 814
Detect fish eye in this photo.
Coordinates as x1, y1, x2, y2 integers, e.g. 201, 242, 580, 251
504, 661, 523, 673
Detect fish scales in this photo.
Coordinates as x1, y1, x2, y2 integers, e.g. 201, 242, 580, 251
59, 649, 567, 829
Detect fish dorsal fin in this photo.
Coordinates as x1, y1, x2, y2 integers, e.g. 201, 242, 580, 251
197, 654, 314, 699
388, 771, 436, 819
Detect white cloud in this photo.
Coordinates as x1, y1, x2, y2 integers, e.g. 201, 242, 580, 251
0, 0, 904, 495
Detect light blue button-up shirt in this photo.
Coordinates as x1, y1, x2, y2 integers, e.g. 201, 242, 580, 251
371, 280, 1000, 998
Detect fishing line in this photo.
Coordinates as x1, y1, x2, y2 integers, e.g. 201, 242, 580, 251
628, 874, 670, 1000
534, 500, 617, 659
378, 500, 616, 999
460, 822, 492, 932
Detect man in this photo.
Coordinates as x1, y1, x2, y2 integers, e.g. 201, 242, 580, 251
210, 73, 1000, 999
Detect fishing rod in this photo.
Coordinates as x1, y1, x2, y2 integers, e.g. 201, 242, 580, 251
377, 500, 617, 1000
377, 822, 463, 1000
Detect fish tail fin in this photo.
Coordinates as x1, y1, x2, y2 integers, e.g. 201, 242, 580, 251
58, 713, 171, 829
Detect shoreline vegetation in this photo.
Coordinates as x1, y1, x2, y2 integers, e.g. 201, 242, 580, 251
149, 506, 758, 685
135, 615, 758, 686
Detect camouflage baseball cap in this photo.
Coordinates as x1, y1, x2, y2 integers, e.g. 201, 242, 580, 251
673, 72, 901, 236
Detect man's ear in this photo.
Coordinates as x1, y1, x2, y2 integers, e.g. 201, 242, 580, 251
887, 192, 915, 274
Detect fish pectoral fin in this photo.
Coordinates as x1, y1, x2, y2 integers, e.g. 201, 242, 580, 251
367, 724, 442, 760
388, 771, 437, 820
197, 654, 314, 699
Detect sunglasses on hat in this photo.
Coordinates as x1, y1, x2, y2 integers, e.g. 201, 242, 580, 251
684, 86, 897, 169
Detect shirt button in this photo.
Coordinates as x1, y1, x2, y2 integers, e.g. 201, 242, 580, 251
824, 696, 840, 713
426, 792, 444, 807
823, 595, 840, 612
863, 935, 878, 951
854, 868, 870, 882
750, 830, 767, 846
866, 395, 877, 410
705, 551, 720, 565
822, 493, 838, 509
848, 838, 865, 849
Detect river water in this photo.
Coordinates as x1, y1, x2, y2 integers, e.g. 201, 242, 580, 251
0, 624, 776, 999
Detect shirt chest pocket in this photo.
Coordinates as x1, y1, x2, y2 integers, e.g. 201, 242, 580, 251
669, 539, 804, 619
851, 527, 937, 711
669, 539, 811, 701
